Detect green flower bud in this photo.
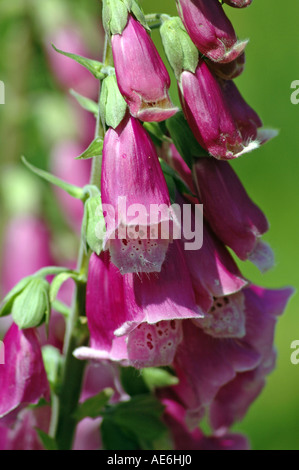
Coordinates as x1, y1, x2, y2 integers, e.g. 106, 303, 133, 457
81, 194, 106, 255
100, 73, 127, 129
12, 278, 50, 329
160, 16, 199, 80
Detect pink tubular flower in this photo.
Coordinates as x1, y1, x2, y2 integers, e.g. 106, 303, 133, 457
209, 285, 294, 431
0, 324, 49, 418
171, 320, 260, 428
74, 244, 203, 368
176, 0, 248, 64
112, 15, 178, 122
161, 397, 249, 450
193, 158, 274, 271
220, 79, 263, 143
101, 115, 174, 274
179, 60, 252, 159
165, 285, 293, 429
183, 215, 248, 312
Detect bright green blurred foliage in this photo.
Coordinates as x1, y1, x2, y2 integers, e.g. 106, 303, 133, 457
0, 0, 298, 449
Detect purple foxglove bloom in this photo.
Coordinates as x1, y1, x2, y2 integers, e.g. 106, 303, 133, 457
161, 397, 249, 450
223, 0, 252, 8
0, 324, 49, 418
193, 157, 272, 270
171, 320, 260, 428
183, 217, 247, 312
101, 115, 174, 274
176, 0, 248, 64
209, 285, 294, 430
0, 407, 51, 450
74, 243, 203, 367
179, 60, 247, 159
220, 79, 262, 143
112, 15, 178, 122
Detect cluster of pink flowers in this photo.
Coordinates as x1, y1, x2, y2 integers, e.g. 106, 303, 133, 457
0, 0, 293, 450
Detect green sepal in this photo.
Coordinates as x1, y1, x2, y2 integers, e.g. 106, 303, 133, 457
81, 194, 106, 255
11, 278, 50, 329
75, 137, 104, 160
131, 0, 149, 31
160, 16, 199, 80
51, 44, 105, 80
72, 388, 114, 422
166, 111, 209, 168
22, 156, 85, 200
69, 89, 99, 118
102, 0, 132, 35
100, 73, 127, 129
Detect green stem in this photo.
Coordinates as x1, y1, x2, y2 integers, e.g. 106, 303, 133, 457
50, 31, 111, 451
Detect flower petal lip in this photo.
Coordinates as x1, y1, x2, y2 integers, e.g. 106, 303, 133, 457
112, 15, 177, 122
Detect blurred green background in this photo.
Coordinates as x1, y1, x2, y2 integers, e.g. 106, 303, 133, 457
0, 0, 298, 450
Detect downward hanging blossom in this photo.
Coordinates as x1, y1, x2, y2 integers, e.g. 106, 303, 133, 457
101, 114, 176, 274
0, 324, 49, 418
176, 0, 248, 64
112, 15, 178, 122
193, 157, 274, 271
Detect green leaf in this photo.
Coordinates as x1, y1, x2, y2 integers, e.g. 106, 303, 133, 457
103, 395, 167, 443
81, 194, 106, 255
21, 156, 85, 200
75, 137, 103, 160
11, 278, 50, 329
36, 429, 58, 451
142, 367, 179, 389
166, 111, 208, 168
51, 44, 105, 80
69, 89, 99, 118
101, 419, 141, 450
73, 388, 114, 422
42, 345, 63, 392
